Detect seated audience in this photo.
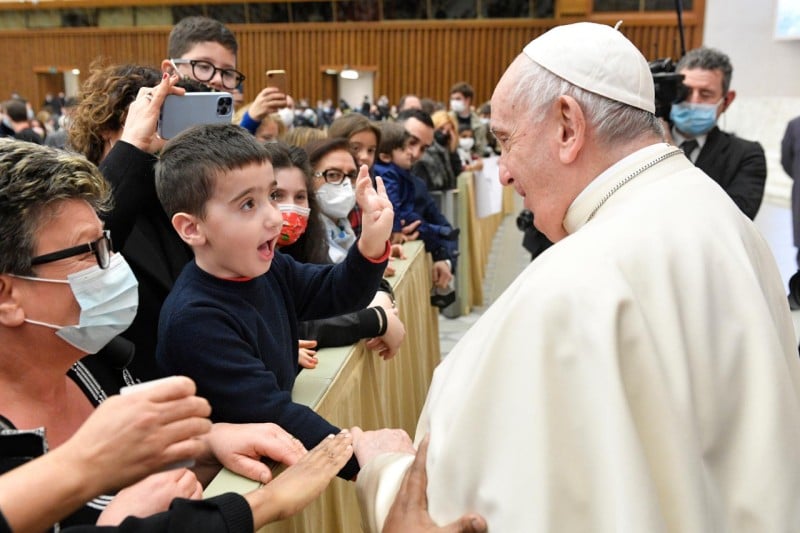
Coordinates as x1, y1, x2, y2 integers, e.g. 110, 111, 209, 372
154, 124, 409, 481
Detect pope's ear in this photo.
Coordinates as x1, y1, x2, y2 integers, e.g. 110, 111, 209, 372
0, 275, 26, 327
556, 95, 585, 165
171, 212, 206, 247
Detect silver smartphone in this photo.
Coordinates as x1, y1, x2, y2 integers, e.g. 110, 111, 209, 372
158, 92, 234, 140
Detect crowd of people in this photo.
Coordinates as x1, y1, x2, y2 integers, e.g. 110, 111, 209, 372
1, 14, 799, 533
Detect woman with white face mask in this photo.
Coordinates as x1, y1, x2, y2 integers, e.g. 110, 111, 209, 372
456, 125, 484, 173
306, 138, 361, 264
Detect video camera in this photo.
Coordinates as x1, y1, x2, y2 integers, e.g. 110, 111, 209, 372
648, 0, 689, 120
649, 58, 687, 120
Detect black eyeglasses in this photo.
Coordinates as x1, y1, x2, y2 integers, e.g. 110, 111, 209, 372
314, 169, 357, 185
30, 230, 113, 270
170, 59, 246, 90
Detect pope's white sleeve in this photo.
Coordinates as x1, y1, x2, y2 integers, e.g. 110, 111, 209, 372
356, 452, 416, 532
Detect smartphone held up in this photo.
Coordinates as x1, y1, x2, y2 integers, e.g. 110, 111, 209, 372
157, 92, 234, 140
266, 70, 287, 94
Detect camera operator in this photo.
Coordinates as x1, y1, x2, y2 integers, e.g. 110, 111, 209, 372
662, 47, 766, 220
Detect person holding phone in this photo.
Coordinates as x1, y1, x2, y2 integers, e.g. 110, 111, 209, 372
160, 16, 289, 137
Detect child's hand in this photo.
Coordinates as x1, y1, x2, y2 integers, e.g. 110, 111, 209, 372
431, 260, 453, 289
390, 244, 406, 259
356, 165, 394, 260
298, 339, 318, 369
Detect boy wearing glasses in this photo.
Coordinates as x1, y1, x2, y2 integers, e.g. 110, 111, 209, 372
154, 124, 405, 480
161, 16, 286, 135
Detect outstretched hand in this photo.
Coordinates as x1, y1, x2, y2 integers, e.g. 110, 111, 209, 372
245, 430, 353, 526
383, 436, 487, 533
203, 422, 307, 484
356, 165, 394, 260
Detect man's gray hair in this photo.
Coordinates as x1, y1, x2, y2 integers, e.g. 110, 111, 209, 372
509, 59, 663, 147
676, 47, 733, 94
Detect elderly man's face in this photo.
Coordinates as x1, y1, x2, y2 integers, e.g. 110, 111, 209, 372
491, 57, 564, 240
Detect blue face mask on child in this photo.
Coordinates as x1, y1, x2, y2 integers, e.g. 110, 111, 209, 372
14, 254, 139, 354
669, 99, 723, 137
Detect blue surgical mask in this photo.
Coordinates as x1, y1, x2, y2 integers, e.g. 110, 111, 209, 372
669, 99, 722, 137
14, 254, 139, 354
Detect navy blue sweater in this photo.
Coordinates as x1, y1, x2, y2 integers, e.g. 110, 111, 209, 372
156, 244, 385, 479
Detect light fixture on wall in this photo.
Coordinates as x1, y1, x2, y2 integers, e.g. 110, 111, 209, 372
340, 66, 359, 80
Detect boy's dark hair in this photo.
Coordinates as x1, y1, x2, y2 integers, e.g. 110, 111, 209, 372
449, 81, 474, 99
4, 99, 28, 122
396, 108, 434, 128
377, 121, 409, 156
676, 46, 733, 94
155, 123, 270, 219
306, 137, 356, 170
168, 16, 238, 59
263, 141, 329, 264
458, 122, 474, 134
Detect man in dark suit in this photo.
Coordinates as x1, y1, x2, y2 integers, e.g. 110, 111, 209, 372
781, 116, 800, 309
666, 47, 766, 220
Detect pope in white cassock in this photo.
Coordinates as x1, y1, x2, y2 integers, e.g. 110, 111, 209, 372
352, 22, 800, 533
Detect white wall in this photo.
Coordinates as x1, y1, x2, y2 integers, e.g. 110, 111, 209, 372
704, 0, 800, 97
338, 72, 374, 112
703, 0, 800, 204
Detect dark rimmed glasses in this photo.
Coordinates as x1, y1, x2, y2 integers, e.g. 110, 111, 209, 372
30, 230, 113, 270
170, 58, 246, 90
314, 169, 357, 185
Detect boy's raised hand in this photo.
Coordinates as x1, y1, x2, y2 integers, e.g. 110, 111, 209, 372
356, 165, 394, 260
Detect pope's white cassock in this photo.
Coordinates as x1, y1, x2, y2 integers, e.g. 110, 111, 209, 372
357, 143, 800, 532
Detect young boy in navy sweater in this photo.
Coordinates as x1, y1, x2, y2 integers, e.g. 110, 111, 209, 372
154, 124, 404, 479
373, 120, 457, 302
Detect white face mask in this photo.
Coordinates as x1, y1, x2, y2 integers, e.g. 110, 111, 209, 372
316, 180, 356, 220
450, 99, 466, 114
277, 107, 295, 128
459, 137, 475, 151
14, 254, 139, 354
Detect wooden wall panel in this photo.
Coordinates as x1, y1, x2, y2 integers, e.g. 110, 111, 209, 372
0, 14, 702, 113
